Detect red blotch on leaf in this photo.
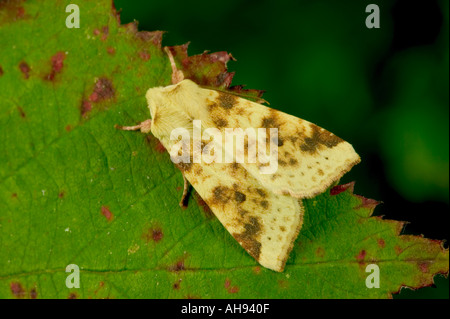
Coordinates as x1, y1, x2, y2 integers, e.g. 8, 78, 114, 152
101, 206, 114, 221
93, 281, 105, 296
139, 50, 151, 61
253, 266, 261, 274
168, 254, 189, 272
356, 250, 366, 262
65, 125, 72, 132
377, 239, 386, 248
45, 51, 66, 81
101, 26, 109, 41
394, 245, 403, 255
152, 228, 163, 242
168, 260, 186, 272
173, 279, 182, 290
30, 287, 37, 299
17, 106, 26, 118
107, 47, 116, 55
142, 226, 164, 243
137, 30, 164, 46
0, 1, 28, 23
89, 77, 115, 102
58, 191, 65, 198
68, 292, 78, 299
16, 6, 25, 18
0, 65, 4, 76
419, 262, 429, 273
10, 282, 26, 298
155, 141, 166, 153
81, 100, 92, 117
330, 182, 355, 196
151, 228, 164, 243
316, 247, 325, 258
19, 61, 30, 79
195, 193, 214, 219
224, 278, 239, 294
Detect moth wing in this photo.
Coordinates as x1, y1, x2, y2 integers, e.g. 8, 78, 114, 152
145, 79, 359, 271
173, 160, 304, 272
189, 83, 360, 198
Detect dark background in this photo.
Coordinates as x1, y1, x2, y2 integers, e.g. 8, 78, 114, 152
113, 0, 449, 298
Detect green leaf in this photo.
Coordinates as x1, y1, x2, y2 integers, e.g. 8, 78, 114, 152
0, 0, 448, 299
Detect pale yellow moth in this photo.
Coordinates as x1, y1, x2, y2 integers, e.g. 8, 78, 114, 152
117, 55, 360, 272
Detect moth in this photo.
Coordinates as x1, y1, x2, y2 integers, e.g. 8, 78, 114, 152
117, 55, 360, 272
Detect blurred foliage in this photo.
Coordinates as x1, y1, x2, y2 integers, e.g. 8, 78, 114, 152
114, 0, 449, 298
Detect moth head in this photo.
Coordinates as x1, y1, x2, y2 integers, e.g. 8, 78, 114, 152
145, 80, 199, 138
145, 80, 198, 119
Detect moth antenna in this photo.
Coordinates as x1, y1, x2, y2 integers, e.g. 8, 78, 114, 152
164, 46, 185, 84
115, 119, 152, 133
179, 174, 191, 209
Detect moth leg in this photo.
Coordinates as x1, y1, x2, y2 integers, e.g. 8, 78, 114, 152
179, 174, 191, 208
115, 119, 152, 133
164, 46, 185, 84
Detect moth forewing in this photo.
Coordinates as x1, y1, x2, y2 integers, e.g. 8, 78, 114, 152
124, 79, 360, 272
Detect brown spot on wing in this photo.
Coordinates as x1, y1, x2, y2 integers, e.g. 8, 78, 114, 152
261, 117, 279, 129
213, 117, 228, 128
211, 186, 231, 204
276, 137, 284, 146
176, 161, 193, 172
232, 217, 262, 260
278, 159, 287, 166
234, 191, 246, 203
218, 92, 237, 109
208, 92, 238, 110
300, 124, 343, 153
260, 200, 269, 209
256, 188, 267, 198
238, 208, 250, 217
